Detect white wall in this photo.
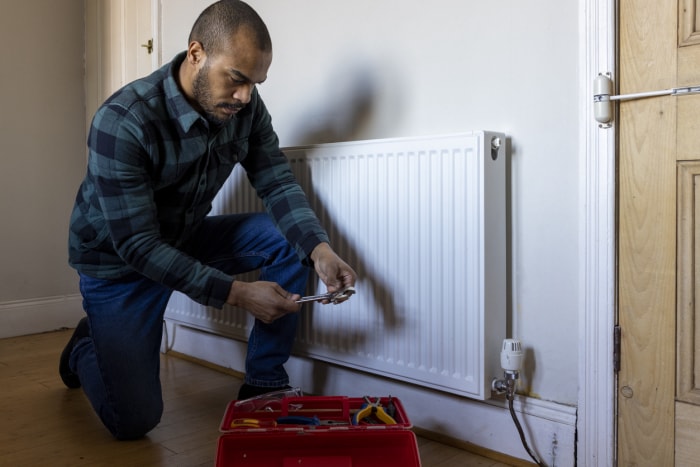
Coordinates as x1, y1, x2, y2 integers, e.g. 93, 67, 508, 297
162, 0, 580, 407
0, 1, 86, 337
0, 1, 583, 461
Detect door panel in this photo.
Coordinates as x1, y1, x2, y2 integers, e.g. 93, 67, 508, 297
675, 401, 700, 464
85, 0, 154, 131
675, 2, 700, 464
677, 161, 700, 405
678, 0, 700, 47
619, 0, 700, 464
124, 0, 155, 83
618, 1, 677, 463
618, 97, 677, 466
677, 96, 700, 160
678, 1, 700, 160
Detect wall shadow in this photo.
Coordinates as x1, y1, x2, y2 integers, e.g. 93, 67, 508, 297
223, 61, 405, 394
287, 64, 403, 394
222, 62, 515, 397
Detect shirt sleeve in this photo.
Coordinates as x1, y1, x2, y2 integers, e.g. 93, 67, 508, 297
88, 103, 233, 308
240, 96, 330, 264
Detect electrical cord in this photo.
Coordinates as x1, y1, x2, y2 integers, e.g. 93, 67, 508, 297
507, 391, 545, 467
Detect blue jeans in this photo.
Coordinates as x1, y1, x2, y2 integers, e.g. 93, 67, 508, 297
70, 213, 308, 439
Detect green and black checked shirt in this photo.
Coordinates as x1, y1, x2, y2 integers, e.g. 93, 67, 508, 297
68, 52, 329, 308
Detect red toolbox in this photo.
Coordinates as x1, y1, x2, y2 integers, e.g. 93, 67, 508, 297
216, 395, 421, 466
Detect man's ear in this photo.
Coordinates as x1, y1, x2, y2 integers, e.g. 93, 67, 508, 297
187, 41, 206, 67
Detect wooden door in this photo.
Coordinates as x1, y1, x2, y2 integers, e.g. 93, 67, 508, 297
85, 0, 155, 130
618, 0, 700, 464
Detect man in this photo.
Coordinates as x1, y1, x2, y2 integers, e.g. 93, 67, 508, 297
60, 0, 356, 440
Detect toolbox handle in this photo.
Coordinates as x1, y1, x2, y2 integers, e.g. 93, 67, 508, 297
281, 396, 350, 417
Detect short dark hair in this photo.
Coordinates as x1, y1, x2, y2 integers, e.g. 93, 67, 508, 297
188, 0, 272, 56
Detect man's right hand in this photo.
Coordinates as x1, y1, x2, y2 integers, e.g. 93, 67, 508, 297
226, 281, 301, 324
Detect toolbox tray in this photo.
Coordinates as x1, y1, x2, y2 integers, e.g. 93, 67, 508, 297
216, 396, 420, 466
220, 396, 412, 432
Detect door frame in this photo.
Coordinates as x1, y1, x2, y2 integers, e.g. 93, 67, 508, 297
84, 0, 160, 132
578, 0, 617, 465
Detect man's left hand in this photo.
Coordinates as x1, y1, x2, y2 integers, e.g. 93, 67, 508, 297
310, 242, 357, 304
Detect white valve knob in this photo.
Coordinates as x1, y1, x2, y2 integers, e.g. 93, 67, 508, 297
500, 339, 524, 372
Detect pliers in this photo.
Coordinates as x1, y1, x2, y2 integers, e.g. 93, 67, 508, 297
352, 397, 397, 425
296, 286, 356, 304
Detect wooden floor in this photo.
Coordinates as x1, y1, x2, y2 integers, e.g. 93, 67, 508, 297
0, 329, 516, 466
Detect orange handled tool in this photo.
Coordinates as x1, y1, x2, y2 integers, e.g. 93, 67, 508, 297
352, 397, 397, 425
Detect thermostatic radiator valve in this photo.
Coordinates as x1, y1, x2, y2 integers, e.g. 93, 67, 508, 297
491, 338, 524, 400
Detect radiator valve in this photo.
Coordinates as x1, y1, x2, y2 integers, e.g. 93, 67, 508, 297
492, 338, 524, 400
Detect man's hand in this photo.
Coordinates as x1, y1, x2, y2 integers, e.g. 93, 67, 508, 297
310, 243, 357, 303
225, 243, 356, 322
226, 281, 301, 324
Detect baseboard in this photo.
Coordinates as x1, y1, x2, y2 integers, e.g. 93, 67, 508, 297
164, 320, 577, 465
0, 294, 84, 339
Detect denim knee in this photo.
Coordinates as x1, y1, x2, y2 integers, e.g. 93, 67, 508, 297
109, 399, 163, 440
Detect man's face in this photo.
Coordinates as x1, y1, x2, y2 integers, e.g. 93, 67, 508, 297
191, 32, 271, 125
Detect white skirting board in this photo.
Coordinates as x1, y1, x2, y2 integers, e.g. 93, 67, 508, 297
164, 321, 576, 466
0, 294, 84, 339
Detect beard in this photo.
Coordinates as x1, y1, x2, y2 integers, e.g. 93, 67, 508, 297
192, 62, 243, 126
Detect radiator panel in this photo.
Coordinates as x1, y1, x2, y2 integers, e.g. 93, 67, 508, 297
165, 131, 506, 400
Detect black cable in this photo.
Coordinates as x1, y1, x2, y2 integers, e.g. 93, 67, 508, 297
508, 396, 545, 467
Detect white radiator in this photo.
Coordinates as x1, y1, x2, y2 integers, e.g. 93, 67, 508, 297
165, 131, 506, 400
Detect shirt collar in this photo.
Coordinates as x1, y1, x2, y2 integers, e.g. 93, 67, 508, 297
164, 51, 205, 134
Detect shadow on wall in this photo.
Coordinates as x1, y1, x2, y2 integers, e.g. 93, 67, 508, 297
286, 58, 397, 145
225, 58, 516, 396
289, 62, 404, 394
223, 59, 405, 391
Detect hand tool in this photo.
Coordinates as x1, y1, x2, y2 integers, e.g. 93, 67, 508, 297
385, 396, 396, 419
296, 286, 356, 304
230, 418, 277, 428
277, 415, 351, 426
352, 397, 397, 425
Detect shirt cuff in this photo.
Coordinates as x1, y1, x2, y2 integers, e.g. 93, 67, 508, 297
297, 232, 331, 266
204, 272, 234, 309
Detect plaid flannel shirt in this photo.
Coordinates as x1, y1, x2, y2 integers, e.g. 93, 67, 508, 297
68, 52, 329, 308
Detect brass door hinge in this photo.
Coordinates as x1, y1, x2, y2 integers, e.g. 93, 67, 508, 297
613, 325, 621, 373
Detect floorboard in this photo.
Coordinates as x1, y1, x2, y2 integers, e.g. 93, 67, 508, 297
0, 329, 516, 466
